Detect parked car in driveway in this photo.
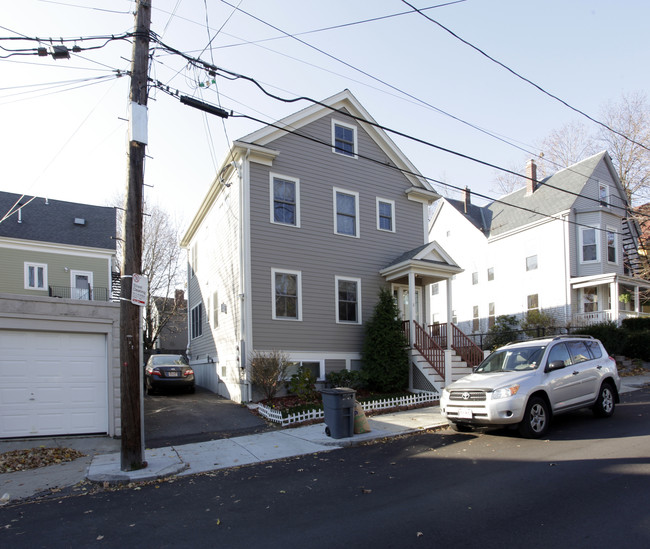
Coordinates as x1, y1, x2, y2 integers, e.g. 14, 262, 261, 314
440, 335, 620, 438
145, 354, 195, 395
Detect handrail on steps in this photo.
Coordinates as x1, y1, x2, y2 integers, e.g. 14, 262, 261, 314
428, 322, 484, 368
402, 320, 445, 378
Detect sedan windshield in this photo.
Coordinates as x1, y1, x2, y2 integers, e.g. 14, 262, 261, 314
475, 345, 546, 373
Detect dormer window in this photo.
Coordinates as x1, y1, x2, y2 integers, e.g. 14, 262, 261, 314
332, 120, 357, 157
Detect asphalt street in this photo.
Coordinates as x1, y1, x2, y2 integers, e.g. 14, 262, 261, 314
2, 388, 649, 548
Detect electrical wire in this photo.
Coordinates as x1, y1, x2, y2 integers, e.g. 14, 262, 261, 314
401, 0, 650, 153
150, 79, 644, 238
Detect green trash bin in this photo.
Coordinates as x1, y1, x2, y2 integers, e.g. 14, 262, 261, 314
320, 387, 356, 439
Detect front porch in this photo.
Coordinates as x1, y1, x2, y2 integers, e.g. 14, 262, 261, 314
380, 242, 481, 394
571, 273, 650, 326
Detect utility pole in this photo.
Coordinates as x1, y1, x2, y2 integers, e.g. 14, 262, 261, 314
120, 0, 151, 471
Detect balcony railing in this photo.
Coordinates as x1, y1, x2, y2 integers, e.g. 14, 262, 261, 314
573, 309, 650, 326
48, 285, 110, 302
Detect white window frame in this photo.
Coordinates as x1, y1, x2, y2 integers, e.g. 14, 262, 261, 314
272, 268, 302, 321
335, 276, 362, 325
286, 359, 325, 381
599, 183, 610, 207
70, 270, 94, 300
269, 173, 300, 228
333, 187, 360, 238
580, 227, 599, 263
472, 272, 478, 285
606, 227, 618, 264
376, 197, 395, 232
190, 303, 203, 339
24, 262, 47, 290
527, 294, 539, 312
525, 255, 538, 271
331, 119, 357, 158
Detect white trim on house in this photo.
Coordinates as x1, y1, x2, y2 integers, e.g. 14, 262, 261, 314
269, 172, 301, 228
376, 197, 396, 233
331, 118, 358, 158
24, 261, 47, 290
271, 268, 303, 321
333, 187, 360, 238
335, 275, 362, 325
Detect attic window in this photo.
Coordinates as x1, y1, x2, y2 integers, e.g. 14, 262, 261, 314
74, 218, 86, 226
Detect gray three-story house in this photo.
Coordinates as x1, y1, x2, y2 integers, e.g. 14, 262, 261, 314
181, 90, 467, 403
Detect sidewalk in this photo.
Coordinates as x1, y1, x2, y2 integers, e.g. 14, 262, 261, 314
2, 374, 649, 504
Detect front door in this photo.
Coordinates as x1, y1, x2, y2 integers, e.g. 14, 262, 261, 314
71, 270, 93, 300
393, 286, 422, 324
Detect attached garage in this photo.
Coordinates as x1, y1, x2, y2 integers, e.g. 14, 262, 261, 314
0, 294, 121, 439
0, 330, 109, 438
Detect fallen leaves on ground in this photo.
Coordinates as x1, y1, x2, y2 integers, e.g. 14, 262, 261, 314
0, 447, 85, 473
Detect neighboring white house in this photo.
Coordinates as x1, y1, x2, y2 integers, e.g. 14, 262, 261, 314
181, 90, 469, 402
428, 151, 650, 341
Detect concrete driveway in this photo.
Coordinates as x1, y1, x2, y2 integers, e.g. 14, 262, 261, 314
144, 386, 276, 448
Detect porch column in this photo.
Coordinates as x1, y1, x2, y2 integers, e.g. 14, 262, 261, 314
446, 278, 453, 350
408, 271, 416, 347
634, 286, 640, 314
610, 280, 619, 323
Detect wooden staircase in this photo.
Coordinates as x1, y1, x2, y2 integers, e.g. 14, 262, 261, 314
403, 321, 482, 393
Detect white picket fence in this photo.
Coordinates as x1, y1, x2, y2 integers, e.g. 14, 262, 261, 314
256, 391, 439, 427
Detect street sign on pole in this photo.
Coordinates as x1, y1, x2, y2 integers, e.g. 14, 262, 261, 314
131, 273, 148, 306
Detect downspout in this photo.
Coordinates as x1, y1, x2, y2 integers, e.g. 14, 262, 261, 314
185, 247, 191, 359
239, 148, 251, 402
563, 212, 571, 325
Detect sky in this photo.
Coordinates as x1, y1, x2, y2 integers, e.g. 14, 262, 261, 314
2, 0, 649, 232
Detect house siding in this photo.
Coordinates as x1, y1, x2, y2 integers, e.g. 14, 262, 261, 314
187, 177, 244, 398
248, 110, 425, 356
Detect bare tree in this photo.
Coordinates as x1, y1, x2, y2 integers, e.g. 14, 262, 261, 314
113, 196, 185, 353
596, 91, 650, 204
537, 119, 598, 176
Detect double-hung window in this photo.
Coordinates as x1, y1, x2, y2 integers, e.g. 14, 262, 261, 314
581, 227, 598, 262
606, 228, 617, 263
336, 276, 361, 324
270, 174, 300, 227
334, 188, 359, 237
190, 303, 203, 339
376, 198, 395, 232
332, 120, 357, 157
24, 262, 47, 290
273, 269, 302, 321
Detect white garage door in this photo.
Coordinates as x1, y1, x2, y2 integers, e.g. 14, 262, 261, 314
0, 330, 108, 438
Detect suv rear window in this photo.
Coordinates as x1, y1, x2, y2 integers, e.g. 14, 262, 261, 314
585, 340, 602, 359
566, 341, 591, 364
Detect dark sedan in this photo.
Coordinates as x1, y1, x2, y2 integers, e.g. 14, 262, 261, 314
145, 354, 195, 395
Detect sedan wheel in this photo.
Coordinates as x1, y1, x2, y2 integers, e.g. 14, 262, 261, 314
518, 396, 549, 438
593, 382, 615, 418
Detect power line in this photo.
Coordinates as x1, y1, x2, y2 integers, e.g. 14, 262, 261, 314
401, 0, 650, 153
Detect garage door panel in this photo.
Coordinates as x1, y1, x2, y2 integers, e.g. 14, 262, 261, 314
0, 331, 109, 438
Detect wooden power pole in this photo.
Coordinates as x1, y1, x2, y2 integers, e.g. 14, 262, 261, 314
120, 0, 151, 471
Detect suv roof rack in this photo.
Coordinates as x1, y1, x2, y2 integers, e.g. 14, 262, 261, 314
503, 333, 595, 346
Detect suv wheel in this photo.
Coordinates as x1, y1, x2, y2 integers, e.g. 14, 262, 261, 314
518, 396, 550, 438
593, 382, 615, 418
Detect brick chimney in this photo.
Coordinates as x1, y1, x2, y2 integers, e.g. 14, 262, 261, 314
175, 289, 185, 307
526, 159, 538, 195
462, 186, 471, 213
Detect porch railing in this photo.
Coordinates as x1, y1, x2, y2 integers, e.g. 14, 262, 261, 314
429, 322, 484, 368
403, 320, 445, 378
48, 285, 110, 301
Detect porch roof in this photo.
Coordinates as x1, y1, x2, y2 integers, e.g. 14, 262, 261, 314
380, 241, 462, 285
571, 273, 650, 290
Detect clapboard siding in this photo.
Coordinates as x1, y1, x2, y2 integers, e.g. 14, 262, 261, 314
249, 110, 425, 353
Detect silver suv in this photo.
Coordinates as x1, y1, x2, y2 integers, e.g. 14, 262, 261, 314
440, 335, 620, 438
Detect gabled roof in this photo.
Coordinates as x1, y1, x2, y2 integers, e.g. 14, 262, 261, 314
237, 89, 434, 192
0, 192, 116, 250
380, 241, 462, 283
446, 151, 620, 238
